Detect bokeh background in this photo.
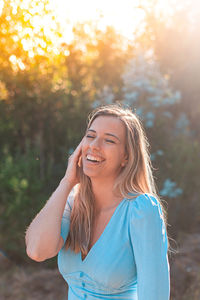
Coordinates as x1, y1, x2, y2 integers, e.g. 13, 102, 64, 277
0, 0, 200, 299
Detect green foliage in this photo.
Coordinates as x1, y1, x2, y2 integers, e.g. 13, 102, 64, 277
0, 146, 45, 262
0, 0, 199, 265
97, 52, 200, 234
132, 0, 200, 235
0, 1, 130, 263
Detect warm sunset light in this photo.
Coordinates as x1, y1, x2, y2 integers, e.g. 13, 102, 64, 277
0, 0, 192, 51
1, 0, 200, 299
51, 0, 178, 43
52, 0, 145, 43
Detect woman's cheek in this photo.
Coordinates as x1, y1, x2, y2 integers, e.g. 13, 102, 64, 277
81, 138, 87, 151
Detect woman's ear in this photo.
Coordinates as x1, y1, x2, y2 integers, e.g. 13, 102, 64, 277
124, 152, 129, 162
121, 155, 128, 167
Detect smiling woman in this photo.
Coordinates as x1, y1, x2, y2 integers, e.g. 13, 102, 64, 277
25, 104, 170, 300
81, 116, 128, 182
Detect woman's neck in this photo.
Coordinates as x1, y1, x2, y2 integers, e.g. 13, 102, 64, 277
91, 178, 123, 213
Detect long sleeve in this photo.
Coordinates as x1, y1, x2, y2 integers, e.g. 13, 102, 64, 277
60, 186, 75, 243
129, 193, 170, 300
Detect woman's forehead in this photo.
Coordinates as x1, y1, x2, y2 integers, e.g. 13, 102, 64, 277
88, 116, 126, 140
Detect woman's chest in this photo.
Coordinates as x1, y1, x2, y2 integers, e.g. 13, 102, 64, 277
88, 210, 116, 251
81, 210, 117, 261
58, 204, 137, 289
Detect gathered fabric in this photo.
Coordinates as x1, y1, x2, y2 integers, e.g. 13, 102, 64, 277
57, 190, 170, 300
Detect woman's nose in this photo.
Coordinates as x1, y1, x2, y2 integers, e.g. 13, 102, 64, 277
89, 138, 101, 150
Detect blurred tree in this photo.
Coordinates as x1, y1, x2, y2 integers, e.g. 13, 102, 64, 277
1, 0, 199, 263
130, 0, 200, 233
0, 1, 131, 262
96, 51, 200, 234
133, 0, 200, 138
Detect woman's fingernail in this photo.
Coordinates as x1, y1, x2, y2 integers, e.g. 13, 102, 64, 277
78, 156, 82, 167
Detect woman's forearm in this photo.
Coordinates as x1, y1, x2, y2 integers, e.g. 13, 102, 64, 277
25, 177, 73, 262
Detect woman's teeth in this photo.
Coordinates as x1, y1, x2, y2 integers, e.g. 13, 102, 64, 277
86, 154, 104, 162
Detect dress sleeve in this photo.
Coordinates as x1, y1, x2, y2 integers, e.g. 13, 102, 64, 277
60, 186, 75, 243
129, 193, 170, 300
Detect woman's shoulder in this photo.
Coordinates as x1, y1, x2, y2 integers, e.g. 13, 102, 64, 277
64, 184, 79, 211
127, 192, 163, 219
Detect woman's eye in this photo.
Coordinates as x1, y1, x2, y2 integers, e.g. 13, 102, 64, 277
86, 135, 115, 144
106, 139, 115, 144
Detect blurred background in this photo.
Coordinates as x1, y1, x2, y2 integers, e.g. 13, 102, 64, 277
0, 0, 200, 299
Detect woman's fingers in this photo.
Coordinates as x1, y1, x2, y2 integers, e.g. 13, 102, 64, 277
68, 138, 84, 162
73, 138, 84, 158
78, 156, 82, 168
63, 137, 85, 187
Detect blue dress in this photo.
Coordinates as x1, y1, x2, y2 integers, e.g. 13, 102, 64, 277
57, 188, 170, 300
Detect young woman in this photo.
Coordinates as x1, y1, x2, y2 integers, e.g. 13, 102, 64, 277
25, 104, 170, 300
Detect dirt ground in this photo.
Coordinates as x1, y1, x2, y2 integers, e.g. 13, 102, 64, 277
169, 232, 200, 300
0, 263, 67, 300
0, 232, 200, 300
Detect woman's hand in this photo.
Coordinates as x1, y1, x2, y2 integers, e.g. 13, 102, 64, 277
62, 138, 84, 188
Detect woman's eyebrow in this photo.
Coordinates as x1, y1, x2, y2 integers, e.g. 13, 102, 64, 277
87, 129, 120, 141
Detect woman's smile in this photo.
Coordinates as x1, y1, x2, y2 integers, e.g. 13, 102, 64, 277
81, 115, 127, 180
85, 158, 105, 166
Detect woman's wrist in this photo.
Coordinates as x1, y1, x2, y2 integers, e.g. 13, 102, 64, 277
59, 176, 74, 191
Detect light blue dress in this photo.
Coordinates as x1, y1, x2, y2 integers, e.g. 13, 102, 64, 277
57, 188, 170, 300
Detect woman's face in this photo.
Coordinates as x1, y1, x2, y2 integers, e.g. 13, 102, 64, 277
81, 115, 127, 181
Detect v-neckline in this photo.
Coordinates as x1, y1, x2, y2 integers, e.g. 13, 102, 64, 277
80, 198, 126, 263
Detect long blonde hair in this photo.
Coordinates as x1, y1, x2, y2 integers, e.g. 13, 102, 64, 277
64, 104, 170, 255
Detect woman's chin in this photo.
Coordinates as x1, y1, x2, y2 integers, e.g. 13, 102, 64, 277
82, 169, 99, 178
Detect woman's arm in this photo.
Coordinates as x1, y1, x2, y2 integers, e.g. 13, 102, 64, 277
25, 137, 84, 262
25, 179, 73, 262
130, 194, 170, 300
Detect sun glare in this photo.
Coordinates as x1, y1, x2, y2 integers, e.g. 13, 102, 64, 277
1, 0, 184, 47
1, 0, 189, 63
50, 0, 180, 44
51, 0, 144, 43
